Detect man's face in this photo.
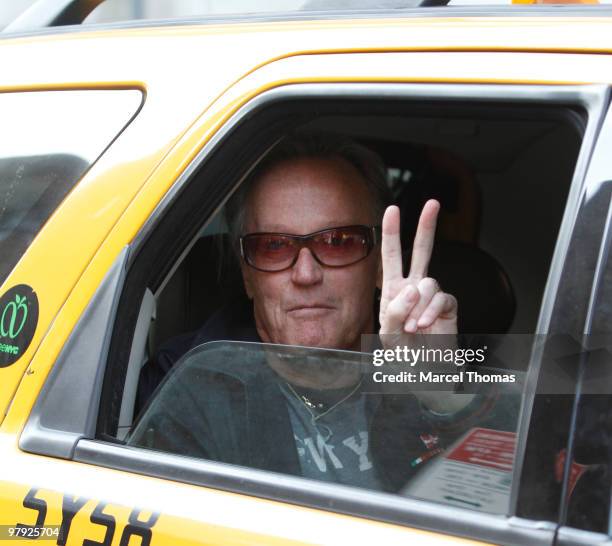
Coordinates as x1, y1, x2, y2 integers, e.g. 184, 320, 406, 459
241, 156, 381, 351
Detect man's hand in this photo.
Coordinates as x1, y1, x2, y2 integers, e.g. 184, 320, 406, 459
378, 201, 473, 414
379, 200, 458, 341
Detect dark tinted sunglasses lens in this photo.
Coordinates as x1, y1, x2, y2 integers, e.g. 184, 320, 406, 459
244, 235, 297, 271
312, 227, 370, 266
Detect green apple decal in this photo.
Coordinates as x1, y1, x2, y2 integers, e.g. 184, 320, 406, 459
1, 294, 28, 339
0, 285, 38, 367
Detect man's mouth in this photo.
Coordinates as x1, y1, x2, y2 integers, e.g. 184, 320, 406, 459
287, 304, 335, 317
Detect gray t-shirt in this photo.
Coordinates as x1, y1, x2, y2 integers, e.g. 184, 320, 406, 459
280, 381, 383, 490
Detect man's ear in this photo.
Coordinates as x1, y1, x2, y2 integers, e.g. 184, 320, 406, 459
241, 262, 254, 299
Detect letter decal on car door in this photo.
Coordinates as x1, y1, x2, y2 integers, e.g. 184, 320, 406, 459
15, 488, 160, 546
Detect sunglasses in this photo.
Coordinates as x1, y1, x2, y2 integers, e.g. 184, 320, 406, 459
240, 225, 381, 272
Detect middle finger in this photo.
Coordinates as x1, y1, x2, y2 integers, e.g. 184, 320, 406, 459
408, 199, 440, 281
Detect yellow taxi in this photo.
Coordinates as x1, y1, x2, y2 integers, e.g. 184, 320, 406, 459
1, 0, 612, 544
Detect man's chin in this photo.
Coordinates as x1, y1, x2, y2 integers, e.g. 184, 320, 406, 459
283, 327, 344, 350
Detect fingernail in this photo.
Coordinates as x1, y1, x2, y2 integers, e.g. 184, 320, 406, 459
405, 319, 417, 332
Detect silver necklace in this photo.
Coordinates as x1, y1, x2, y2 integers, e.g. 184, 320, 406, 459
285, 378, 363, 422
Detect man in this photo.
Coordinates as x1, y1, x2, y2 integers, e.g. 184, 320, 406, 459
131, 133, 516, 492
233, 137, 456, 356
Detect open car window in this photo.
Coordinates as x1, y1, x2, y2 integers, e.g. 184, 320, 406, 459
105, 88, 595, 533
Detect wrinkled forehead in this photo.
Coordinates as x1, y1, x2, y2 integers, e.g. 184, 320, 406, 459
244, 156, 378, 234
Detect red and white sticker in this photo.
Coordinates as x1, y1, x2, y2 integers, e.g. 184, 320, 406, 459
446, 428, 515, 472
402, 428, 517, 513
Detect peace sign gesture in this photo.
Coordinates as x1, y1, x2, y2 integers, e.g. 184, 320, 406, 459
379, 200, 458, 342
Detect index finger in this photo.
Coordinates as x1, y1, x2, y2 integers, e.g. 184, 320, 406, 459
381, 205, 404, 284
408, 199, 440, 280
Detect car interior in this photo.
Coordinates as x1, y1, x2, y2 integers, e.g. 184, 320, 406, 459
109, 98, 585, 441
151, 109, 582, 344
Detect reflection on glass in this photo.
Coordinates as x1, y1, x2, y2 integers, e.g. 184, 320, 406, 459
0, 90, 142, 282
0, 90, 141, 161
129, 339, 523, 514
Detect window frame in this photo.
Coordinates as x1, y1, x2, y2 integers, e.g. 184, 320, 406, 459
554, 107, 612, 545
19, 82, 612, 544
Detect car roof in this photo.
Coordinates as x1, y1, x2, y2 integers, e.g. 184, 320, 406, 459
5, 0, 612, 42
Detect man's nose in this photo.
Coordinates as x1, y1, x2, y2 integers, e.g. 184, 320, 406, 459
291, 247, 323, 285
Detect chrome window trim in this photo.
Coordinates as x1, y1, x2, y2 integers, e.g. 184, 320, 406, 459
556, 526, 612, 546
582, 104, 612, 335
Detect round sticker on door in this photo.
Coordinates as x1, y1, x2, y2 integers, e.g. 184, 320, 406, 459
0, 285, 38, 367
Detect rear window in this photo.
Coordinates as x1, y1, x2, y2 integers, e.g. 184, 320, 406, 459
0, 90, 142, 283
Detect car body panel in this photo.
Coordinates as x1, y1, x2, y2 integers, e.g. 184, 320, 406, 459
0, 434, 486, 545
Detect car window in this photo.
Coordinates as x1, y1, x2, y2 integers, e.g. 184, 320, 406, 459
129, 340, 525, 513
115, 94, 587, 518
0, 90, 142, 284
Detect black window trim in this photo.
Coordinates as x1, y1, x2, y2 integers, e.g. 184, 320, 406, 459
19, 82, 611, 544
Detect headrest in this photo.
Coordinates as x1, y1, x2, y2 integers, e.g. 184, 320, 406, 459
426, 241, 516, 334
153, 234, 245, 349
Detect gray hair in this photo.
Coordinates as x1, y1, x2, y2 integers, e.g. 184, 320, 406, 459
226, 132, 391, 252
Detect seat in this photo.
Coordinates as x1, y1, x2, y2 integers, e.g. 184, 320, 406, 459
393, 144, 516, 334
428, 241, 516, 334
152, 234, 245, 351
